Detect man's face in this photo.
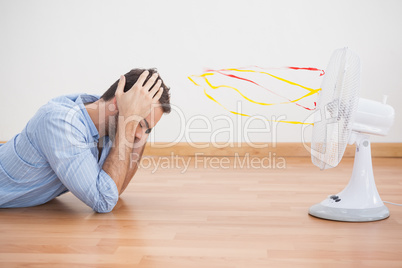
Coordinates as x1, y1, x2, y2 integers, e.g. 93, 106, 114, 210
108, 105, 164, 147
134, 106, 164, 145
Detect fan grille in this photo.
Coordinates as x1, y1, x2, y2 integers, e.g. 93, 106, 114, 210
311, 48, 361, 170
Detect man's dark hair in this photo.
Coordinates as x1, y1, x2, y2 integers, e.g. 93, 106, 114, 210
101, 68, 171, 113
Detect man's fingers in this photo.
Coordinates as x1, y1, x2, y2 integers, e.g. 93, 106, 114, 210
133, 70, 150, 89
115, 75, 126, 96
149, 79, 162, 97
152, 87, 164, 103
142, 72, 159, 91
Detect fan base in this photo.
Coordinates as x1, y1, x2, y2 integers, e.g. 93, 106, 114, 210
309, 135, 390, 222
309, 203, 389, 222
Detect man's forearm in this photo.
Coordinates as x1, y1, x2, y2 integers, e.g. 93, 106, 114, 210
102, 120, 138, 193
119, 141, 146, 194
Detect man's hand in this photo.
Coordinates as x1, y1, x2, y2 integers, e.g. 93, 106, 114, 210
103, 70, 164, 196
115, 71, 164, 120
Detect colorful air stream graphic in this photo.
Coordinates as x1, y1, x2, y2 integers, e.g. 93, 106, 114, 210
188, 66, 324, 125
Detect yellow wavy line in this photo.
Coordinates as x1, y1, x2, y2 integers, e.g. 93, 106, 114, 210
226, 68, 319, 92
188, 68, 318, 125
190, 69, 320, 107
203, 88, 313, 125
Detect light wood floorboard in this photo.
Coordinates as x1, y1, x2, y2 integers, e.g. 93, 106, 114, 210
1, 157, 402, 267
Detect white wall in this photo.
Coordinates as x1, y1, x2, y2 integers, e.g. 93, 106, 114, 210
1, 0, 401, 144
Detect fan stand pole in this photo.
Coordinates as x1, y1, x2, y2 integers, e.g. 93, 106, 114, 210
309, 134, 389, 222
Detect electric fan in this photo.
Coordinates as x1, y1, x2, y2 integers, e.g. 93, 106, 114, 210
308, 47, 395, 222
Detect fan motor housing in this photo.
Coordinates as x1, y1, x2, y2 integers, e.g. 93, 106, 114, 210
352, 98, 395, 136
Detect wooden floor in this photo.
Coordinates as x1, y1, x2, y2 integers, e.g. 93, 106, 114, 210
1, 156, 402, 267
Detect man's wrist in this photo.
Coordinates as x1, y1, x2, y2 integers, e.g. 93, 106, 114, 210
117, 116, 139, 142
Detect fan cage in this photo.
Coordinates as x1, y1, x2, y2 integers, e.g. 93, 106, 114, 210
311, 48, 361, 170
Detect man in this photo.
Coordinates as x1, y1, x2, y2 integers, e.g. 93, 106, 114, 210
0, 68, 170, 213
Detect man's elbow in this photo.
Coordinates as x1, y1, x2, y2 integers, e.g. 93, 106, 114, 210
92, 195, 118, 213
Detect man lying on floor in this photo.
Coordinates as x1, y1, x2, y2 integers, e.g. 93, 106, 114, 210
0, 69, 171, 213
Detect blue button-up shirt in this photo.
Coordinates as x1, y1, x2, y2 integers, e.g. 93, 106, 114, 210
0, 94, 119, 213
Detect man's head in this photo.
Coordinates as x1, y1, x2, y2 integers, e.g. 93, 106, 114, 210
101, 68, 171, 143
101, 68, 171, 113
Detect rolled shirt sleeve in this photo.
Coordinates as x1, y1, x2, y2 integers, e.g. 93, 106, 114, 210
35, 108, 118, 213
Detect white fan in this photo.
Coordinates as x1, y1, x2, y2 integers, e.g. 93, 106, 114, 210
308, 47, 395, 222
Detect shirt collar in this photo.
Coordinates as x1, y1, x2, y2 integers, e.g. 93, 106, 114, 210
75, 94, 100, 141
